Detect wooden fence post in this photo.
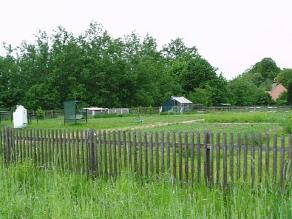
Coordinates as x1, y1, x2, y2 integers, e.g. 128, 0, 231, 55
88, 129, 97, 176
4, 128, 13, 166
223, 133, 228, 189
205, 131, 211, 186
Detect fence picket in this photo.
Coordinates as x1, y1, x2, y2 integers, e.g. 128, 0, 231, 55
191, 132, 195, 186
155, 132, 159, 177
128, 132, 132, 172
223, 133, 227, 188
209, 132, 214, 185
237, 133, 241, 180
19, 129, 23, 163
216, 133, 220, 185
76, 130, 80, 173
68, 130, 72, 170
123, 131, 127, 169
113, 131, 117, 177
51, 130, 55, 167
197, 132, 201, 184
44, 129, 48, 168
161, 132, 165, 175
139, 132, 143, 178
150, 132, 154, 175
258, 133, 263, 183
172, 132, 176, 183
184, 132, 188, 183
81, 130, 85, 174
266, 133, 270, 178
273, 133, 277, 181
133, 132, 138, 174
48, 129, 52, 166
244, 134, 248, 181
72, 131, 77, 171
144, 132, 148, 178
103, 131, 108, 177
61, 130, 66, 170
204, 131, 211, 185
230, 133, 234, 183
97, 130, 102, 176
280, 135, 285, 189
167, 132, 171, 174
118, 131, 122, 174
109, 131, 113, 177
14, 128, 18, 163
178, 132, 183, 184
251, 134, 255, 188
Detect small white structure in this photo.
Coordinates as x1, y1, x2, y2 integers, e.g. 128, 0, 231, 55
108, 108, 129, 114
83, 107, 130, 116
83, 107, 109, 116
13, 105, 28, 128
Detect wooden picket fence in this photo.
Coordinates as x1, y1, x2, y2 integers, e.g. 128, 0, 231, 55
0, 127, 291, 188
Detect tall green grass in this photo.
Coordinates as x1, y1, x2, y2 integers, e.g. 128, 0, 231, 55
0, 162, 291, 218
204, 112, 290, 123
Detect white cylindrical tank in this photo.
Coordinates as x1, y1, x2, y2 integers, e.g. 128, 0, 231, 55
13, 105, 28, 128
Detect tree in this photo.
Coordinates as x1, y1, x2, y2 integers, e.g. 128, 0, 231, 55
236, 57, 281, 91
287, 81, 292, 105
228, 77, 259, 106
277, 69, 292, 87
276, 92, 288, 106
1, 22, 286, 110
189, 86, 213, 106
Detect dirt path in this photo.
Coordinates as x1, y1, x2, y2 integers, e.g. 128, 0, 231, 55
107, 119, 205, 131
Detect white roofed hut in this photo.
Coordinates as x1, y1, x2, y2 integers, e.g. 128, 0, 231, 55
161, 96, 193, 113
83, 107, 109, 116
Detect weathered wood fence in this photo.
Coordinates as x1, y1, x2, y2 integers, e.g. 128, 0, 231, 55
0, 127, 291, 188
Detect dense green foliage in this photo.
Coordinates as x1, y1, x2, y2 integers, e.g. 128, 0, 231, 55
0, 162, 290, 218
277, 68, 292, 87
0, 23, 228, 110
288, 81, 292, 105
0, 23, 290, 109
228, 58, 281, 106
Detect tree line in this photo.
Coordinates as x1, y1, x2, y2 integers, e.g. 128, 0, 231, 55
0, 22, 291, 110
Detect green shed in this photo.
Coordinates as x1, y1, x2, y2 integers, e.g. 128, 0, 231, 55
63, 100, 87, 124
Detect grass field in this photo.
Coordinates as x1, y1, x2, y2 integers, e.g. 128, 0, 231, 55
144, 122, 283, 134
0, 111, 290, 133
1, 114, 204, 130
1, 111, 291, 218
0, 162, 291, 219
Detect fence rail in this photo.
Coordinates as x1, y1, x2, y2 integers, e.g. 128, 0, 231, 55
0, 127, 291, 188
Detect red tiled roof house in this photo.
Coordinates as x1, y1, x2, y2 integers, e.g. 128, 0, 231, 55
268, 84, 287, 101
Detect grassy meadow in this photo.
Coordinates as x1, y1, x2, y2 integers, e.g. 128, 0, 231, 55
0, 162, 291, 219
0, 111, 291, 218
0, 111, 290, 134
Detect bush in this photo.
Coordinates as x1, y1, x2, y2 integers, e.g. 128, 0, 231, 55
36, 107, 45, 120
276, 92, 288, 106
283, 114, 292, 134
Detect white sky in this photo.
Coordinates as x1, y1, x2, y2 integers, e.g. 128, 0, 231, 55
0, 0, 291, 79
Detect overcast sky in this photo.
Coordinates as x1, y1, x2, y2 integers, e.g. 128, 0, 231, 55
0, 0, 291, 79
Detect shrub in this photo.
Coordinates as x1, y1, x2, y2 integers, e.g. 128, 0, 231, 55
36, 107, 45, 120
283, 114, 292, 134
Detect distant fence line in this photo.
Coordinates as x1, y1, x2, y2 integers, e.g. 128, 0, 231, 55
0, 127, 291, 188
1, 105, 291, 122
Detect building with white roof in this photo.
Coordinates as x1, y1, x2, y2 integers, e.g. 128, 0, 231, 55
161, 96, 193, 113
